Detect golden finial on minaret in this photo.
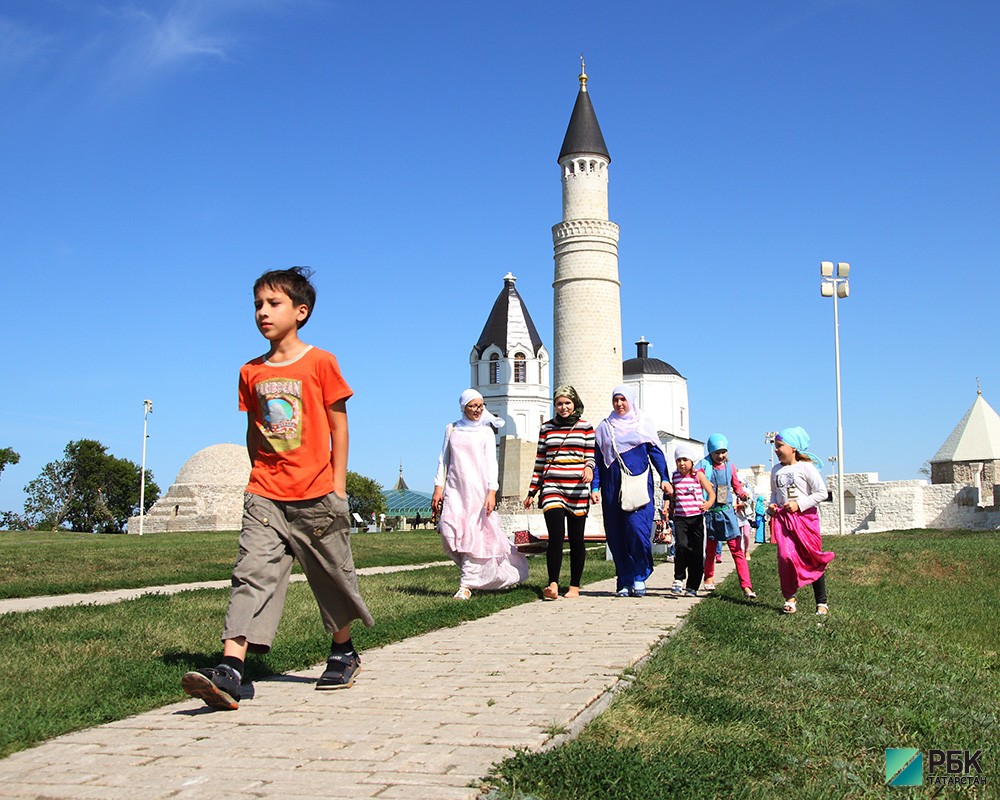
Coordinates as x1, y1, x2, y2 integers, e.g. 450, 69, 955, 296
579, 53, 588, 92
977, 376, 982, 396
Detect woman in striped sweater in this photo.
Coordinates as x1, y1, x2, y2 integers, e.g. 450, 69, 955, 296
523, 386, 596, 600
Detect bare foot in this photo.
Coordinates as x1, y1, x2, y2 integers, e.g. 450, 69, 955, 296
542, 583, 559, 601
563, 586, 580, 599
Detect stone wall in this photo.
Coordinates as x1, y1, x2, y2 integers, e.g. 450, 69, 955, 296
818, 472, 1000, 534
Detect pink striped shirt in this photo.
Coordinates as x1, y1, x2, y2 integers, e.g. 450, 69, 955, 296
671, 469, 705, 517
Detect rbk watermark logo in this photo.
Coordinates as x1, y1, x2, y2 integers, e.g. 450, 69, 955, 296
886, 748, 922, 786
886, 747, 986, 788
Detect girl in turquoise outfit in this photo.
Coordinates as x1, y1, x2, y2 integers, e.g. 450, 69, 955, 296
700, 433, 756, 598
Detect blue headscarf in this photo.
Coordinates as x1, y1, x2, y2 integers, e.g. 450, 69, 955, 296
705, 433, 729, 456
775, 426, 822, 468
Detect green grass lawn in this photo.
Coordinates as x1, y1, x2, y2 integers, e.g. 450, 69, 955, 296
0, 529, 448, 599
484, 530, 1000, 800
0, 546, 617, 758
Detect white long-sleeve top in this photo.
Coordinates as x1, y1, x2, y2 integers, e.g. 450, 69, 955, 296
434, 423, 499, 491
769, 460, 827, 511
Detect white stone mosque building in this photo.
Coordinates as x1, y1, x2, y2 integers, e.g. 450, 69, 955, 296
486, 64, 699, 522
131, 66, 997, 536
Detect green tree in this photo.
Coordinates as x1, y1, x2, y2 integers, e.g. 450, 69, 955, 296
0, 447, 19, 482
23, 458, 75, 531
346, 470, 386, 522
22, 440, 160, 533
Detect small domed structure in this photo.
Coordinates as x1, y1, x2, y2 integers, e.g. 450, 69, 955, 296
128, 443, 250, 533
622, 337, 689, 438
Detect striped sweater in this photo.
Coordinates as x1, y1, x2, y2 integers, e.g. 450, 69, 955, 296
528, 419, 597, 516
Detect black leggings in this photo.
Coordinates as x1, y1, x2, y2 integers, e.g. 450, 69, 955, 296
544, 508, 587, 587
811, 575, 828, 605
673, 514, 705, 591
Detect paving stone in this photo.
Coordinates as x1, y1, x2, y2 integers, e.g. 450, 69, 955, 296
0, 558, 740, 799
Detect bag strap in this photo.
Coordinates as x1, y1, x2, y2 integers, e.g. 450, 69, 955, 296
609, 427, 647, 478
542, 421, 578, 478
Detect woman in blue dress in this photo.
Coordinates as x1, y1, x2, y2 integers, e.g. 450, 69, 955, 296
591, 385, 671, 596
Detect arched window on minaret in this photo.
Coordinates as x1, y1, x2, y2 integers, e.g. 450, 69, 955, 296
489, 353, 500, 384
513, 352, 526, 383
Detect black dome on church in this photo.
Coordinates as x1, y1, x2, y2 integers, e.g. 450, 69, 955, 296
474, 274, 544, 358
622, 338, 683, 378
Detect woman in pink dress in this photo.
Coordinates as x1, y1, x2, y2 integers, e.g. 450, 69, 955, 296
431, 389, 529, 599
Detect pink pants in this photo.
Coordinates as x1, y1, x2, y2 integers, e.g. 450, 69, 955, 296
704, 538, 752, 589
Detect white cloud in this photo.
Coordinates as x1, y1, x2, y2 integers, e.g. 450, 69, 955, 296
0, 16, 55, 74
3, 0, 330, 97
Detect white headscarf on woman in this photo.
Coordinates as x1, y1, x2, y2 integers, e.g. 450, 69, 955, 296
597, 384, 661, 467
455, 389, 505, 429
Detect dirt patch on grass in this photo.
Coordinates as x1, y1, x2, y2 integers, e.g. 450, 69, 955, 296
843, 553, 893, 586
842, 549, 962, 587
913, 554, 962, 581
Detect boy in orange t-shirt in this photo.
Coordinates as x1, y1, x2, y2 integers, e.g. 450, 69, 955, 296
182, 267, 373, 710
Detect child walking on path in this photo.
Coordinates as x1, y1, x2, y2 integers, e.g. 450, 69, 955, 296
182, 267, 374, 711
666, 443, 715, 596
700, 433, 756, 599
768, 426, 835, 615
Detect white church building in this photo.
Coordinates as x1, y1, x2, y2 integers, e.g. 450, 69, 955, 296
470, 273, 550, 441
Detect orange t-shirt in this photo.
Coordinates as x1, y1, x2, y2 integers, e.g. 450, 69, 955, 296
238, 345, 353, 501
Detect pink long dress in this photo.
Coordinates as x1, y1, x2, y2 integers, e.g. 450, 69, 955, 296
437, 424, 528, 590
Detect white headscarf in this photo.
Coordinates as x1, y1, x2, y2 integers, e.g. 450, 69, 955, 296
596, 384, 661, 467
674, 442, 703, 464
455, 389, 504, 429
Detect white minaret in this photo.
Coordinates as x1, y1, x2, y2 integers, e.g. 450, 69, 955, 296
552, 60, 622, 418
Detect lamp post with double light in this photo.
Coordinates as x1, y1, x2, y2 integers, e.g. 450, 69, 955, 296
139, 399, 153, 536
820, 261, 849, 537
764, 431, 778, 469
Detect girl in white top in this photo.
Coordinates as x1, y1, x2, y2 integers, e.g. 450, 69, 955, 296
767, 426, 835, 615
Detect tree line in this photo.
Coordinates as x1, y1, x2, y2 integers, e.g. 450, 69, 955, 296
0, 440, 159, 533
1, 442, 389, 533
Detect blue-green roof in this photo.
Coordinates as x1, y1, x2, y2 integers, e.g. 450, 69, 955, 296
382, 488, 433, 516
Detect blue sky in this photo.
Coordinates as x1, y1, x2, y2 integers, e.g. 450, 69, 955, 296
2, 0, 997, 515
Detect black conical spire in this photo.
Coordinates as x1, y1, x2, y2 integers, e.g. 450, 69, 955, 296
558, 58, 610, 162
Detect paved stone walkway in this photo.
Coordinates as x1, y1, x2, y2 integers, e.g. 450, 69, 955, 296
0, 558, 740, 800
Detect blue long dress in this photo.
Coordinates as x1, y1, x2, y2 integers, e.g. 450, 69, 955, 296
593, 442, 669, 591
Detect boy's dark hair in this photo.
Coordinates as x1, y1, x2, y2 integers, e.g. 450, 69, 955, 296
253, 266, 316, 328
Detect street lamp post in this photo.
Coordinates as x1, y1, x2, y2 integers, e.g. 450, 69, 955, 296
139, 399, 153, 536
764, 431, 778, 469
820, 261, 850, 537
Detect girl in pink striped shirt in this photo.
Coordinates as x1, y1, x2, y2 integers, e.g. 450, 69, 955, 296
665, 443, 715, 596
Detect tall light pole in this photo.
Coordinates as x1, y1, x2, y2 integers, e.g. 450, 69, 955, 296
820, 261, 849, 536
139, 399, 153, 536
764, 431, 778, 469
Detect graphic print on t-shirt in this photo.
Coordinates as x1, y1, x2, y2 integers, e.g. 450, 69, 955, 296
254, 377, 303, 452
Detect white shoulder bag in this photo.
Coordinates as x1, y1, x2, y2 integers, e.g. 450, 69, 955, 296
610, 429, 651, 512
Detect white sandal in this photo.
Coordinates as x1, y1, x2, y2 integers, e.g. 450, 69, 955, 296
453, 587, 472, 600
782, 597, 797, 614
816, 603, 829, 616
